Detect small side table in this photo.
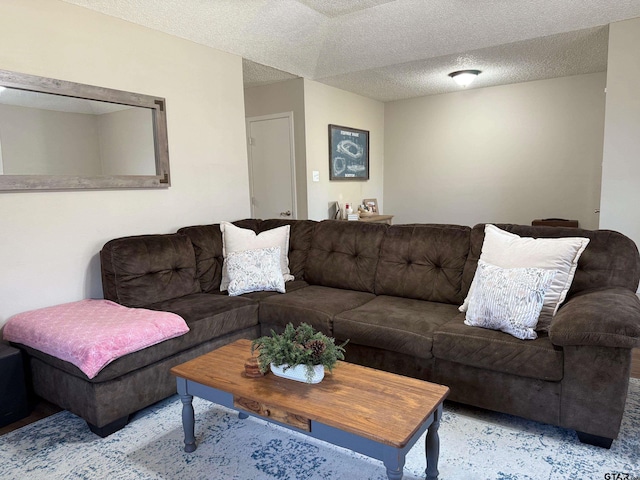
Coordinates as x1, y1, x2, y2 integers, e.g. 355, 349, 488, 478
0, 343, 29, 428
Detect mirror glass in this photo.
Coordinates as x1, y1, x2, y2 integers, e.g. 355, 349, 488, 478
0, 70, 170, 190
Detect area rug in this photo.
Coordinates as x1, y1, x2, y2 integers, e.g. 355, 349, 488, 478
1, 379, 639, 480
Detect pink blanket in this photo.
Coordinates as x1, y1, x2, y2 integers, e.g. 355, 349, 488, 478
3, 299, 189, 379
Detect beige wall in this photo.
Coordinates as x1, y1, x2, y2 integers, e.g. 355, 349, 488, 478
0, 104, 102, 175
303, 79, 385, 220
600, 17, 640, 252
244, 78, 308, 218
384, 73, 606, 228
0, 0, 250, 325
98, 108, 156, 175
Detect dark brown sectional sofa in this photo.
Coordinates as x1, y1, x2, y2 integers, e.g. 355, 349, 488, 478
17, 219, 640, 447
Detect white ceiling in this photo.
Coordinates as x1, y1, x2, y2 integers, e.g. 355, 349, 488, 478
0, 88, 132, 114
62, 0, 640, 102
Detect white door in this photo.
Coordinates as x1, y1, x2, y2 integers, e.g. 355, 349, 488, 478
246, 112, 296, 220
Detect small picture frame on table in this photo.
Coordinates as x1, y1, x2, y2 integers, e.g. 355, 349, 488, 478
362, 198, 378, 214
329, 124, 369, 181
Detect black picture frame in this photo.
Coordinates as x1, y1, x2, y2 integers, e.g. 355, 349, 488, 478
328, 124, 369, 181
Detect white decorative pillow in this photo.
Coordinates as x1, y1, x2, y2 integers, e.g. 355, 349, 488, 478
220, 222, 294, 292
464, 260, 557, 340
460, 224, 589, 331
226, 247, 286, 296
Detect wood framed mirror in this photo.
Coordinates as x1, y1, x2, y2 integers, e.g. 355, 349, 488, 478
0, 69, 170, 191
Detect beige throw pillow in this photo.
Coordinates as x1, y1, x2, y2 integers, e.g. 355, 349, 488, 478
460, 224, 589, 331
220, 222, 293, 292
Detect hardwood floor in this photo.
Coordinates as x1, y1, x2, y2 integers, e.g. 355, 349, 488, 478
0, 399, 61, 437
2, 349, 640, 437
632, 348, 640, 379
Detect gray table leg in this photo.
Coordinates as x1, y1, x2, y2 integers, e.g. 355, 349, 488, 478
425, 404, 443, 480
180, 393, 197, 453
382, 448, 405, 480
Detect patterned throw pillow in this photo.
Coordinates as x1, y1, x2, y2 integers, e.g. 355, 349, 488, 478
464, 260, 557, 340
220, 222, 293, 292
226, 246, 286, 296
460, 224, 589, 332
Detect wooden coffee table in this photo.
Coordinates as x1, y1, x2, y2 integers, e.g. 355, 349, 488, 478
170, 339, 449, 480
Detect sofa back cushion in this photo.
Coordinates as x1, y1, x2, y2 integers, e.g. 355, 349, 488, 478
100, 234, 200, 307
375, 224, 471, 304
177, 219, 259, 293
176, 224, 225, 293
258, 219, 317, 280
305, 220, 387, 293
178, 219, 314, 293
462, 224, 640, 299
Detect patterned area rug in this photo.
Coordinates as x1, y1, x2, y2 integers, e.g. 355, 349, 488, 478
1, 378, 638, 480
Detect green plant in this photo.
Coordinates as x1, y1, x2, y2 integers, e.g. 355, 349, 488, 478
251, 323, 348, 382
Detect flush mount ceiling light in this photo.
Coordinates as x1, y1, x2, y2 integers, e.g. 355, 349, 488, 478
448, 70, 482, 87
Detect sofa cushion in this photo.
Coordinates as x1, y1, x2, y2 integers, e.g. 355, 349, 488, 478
334, 296, 460, 360
258, 219, 317, 280
259, 285, 375, 335
3, 299, 190, 379
461, 224, 589, 332
241, 279, 309, 301
177, 220, 260, 293
304, 220, 388, 293
220, 222, 293, 291
20, 293, 258, 383
462, 224, 640, 309
176, 224, 224, 293
100, 234, 200, 308
433, 314, 563, 381
178, 218, 316, 292
375, 224, 470, 304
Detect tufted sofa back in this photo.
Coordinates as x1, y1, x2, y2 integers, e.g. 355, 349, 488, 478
304, 220, 388, 293
257, 219, 317, 281
375, 224, 471, 304
177, 219, 316, 293
101, 219, 640, 309
462, 224, 640, 300
177, 219, 259, 293
101, 233, 201, 307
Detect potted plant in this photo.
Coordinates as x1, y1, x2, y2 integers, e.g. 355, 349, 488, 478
251, 323, 348, 383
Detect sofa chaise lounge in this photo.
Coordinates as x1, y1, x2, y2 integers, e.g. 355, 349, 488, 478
13, 219, 640, 447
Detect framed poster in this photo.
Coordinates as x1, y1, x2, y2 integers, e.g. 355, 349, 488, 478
328, 124, 369, 180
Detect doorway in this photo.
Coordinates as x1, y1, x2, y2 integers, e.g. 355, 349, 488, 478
246, 112, 297, 220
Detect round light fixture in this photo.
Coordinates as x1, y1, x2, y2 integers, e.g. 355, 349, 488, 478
448, 70, 482, 87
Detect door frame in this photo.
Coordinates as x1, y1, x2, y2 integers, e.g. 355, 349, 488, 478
246, 112, 297, 219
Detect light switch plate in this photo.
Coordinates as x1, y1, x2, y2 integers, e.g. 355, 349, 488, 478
312, 170, 320, 182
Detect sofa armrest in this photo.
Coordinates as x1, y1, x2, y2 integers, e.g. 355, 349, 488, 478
549, 288, 640, 348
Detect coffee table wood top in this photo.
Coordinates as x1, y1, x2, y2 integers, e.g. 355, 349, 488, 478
171, 338, 449, 449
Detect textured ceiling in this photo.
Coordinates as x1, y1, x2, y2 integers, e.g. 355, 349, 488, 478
62, 0, 640, 101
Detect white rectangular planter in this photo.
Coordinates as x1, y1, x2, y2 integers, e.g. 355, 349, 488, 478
270, 363, 325, 384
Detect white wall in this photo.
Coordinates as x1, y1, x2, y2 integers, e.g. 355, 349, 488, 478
384, 73, 606, 228
303, 79, 385, 220
0, 0, 250, 326
0, 104, 102, 175
244, 78, 308, 219
600, 17, 640, 251
98, 108, 156, 175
